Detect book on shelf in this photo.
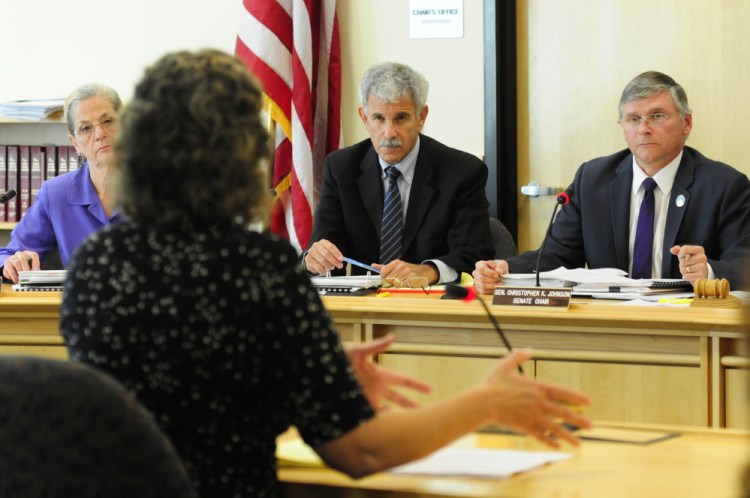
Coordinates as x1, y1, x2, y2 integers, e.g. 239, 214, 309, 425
17, 146, 30, 218
0, 145, 6, 221
6, 146, 17, 222
57, 145, 68, 174
30, 146, 42, 205
44, 145, 57, 180
68, 146, 79, 170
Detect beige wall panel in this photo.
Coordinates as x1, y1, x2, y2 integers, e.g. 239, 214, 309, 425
726, 368, 750, 429
537, 360, 705, 425
518, 0, 750, 252
337, 2, 485, 157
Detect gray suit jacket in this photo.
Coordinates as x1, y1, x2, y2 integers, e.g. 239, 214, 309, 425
307, 134, 493, 276
509, 146, 750, 288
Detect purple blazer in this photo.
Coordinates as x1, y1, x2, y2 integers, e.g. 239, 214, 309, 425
0, 161, 121, 269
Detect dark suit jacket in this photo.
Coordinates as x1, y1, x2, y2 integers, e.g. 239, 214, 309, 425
307, 134, 493, 277
509, 146, 750, 288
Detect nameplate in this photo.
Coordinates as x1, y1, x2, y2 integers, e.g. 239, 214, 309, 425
492, 286, 572, 308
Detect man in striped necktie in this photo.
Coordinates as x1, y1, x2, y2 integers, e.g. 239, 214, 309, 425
304, 62, 493, 285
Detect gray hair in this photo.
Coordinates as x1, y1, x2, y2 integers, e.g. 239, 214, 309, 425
618, 71, 692, 118
64, 82, 122, 135
359, 62, 429, 115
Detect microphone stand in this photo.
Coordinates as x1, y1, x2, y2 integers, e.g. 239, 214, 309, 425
534, 190, 571, 287
535, 203, 562, 287
445, 284, 522, 374
0, 189, 16, 205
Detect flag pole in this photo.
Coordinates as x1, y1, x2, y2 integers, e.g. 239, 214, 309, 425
262, 100, 276, 233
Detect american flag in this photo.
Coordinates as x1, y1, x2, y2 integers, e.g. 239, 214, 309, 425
235, 0, 341, 251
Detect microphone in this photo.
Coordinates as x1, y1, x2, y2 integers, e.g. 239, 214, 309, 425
534, 186, 574, 287
0, 189, 16, 205
445, 284, 522, 374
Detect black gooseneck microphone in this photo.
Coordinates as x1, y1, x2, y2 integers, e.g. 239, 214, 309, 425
534, 186, 574, 287
0, 189, 16, 205
445, 283, 522, 374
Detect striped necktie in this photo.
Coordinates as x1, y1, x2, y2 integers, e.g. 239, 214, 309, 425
380, 166, 403, 264
632, 177, 658, 279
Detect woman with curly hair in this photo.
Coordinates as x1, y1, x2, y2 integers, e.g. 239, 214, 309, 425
60, 49, 591, 498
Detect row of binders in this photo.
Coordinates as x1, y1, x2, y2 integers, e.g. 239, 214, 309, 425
0, 144, 80, 222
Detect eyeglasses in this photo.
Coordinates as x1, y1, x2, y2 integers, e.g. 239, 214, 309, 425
75, 116, 118, 139
382, 276, 431, 294
618, 112, 672, 130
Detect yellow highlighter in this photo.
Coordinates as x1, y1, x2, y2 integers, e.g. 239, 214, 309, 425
658, 297, 693, 305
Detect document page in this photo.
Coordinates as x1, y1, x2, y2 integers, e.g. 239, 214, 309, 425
390, 447, 572, 478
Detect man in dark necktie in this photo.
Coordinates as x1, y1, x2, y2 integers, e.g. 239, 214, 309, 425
473, 71, 750, 292
304, 62, 492, 285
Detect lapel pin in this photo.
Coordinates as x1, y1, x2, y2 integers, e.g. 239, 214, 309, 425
675, 194, 686, 208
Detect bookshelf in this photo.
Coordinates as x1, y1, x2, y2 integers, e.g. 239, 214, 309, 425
0, 118, 69, 145
1, 119, 71, 233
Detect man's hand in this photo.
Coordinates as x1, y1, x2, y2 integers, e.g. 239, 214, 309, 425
304, 239, 344, 275
346, 334, 432, 410
670, 244, 708, 282
472, 259, 508, 294
2, 251, 41, 284
372, 260, 439, 286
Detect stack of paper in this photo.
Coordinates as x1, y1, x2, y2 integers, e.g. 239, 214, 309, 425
502, 267, 693, 300
0, 99, 65, 120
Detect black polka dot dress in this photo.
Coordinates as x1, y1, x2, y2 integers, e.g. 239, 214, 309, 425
61, 221, 375, 498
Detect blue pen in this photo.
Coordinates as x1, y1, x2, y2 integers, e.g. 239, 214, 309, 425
342, 257, 380, 274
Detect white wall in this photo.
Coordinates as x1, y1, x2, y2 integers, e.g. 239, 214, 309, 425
0, 0, 241, 102
0, 1, 485, 157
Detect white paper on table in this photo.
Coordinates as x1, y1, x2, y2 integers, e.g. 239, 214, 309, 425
501, 267, 630, 285
390, 447, 572, 478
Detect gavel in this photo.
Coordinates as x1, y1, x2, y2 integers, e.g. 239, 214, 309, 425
693, 278, 730, 298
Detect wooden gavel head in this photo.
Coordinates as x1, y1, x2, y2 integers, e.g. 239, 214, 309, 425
694, 278, 730, 298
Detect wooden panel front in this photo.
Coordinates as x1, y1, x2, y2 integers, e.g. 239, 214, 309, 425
0, 345, 68, 359
537, 360, 705, 426
379, 353, 500, 406
726, 368, 750, 429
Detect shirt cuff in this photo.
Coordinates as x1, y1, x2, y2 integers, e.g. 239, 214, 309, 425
424, 259, 457, 284
706, 262, 716, 280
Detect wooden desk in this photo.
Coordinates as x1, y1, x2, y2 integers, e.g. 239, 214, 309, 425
0, 290, 66, 359
1, 288, 748, 427
322, 294, 748, 428
279, 425, 750, 498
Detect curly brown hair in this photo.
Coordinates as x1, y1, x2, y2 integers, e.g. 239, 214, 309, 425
114, 49, 269, 227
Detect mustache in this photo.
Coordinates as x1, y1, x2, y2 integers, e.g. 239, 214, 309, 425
379, 138, 402, 148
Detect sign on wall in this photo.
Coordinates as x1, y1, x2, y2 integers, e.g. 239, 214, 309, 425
409, 0, 464, 39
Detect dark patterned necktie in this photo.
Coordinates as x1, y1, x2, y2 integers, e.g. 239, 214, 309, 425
380, 166, 402, 264
632, 177, 658, 279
